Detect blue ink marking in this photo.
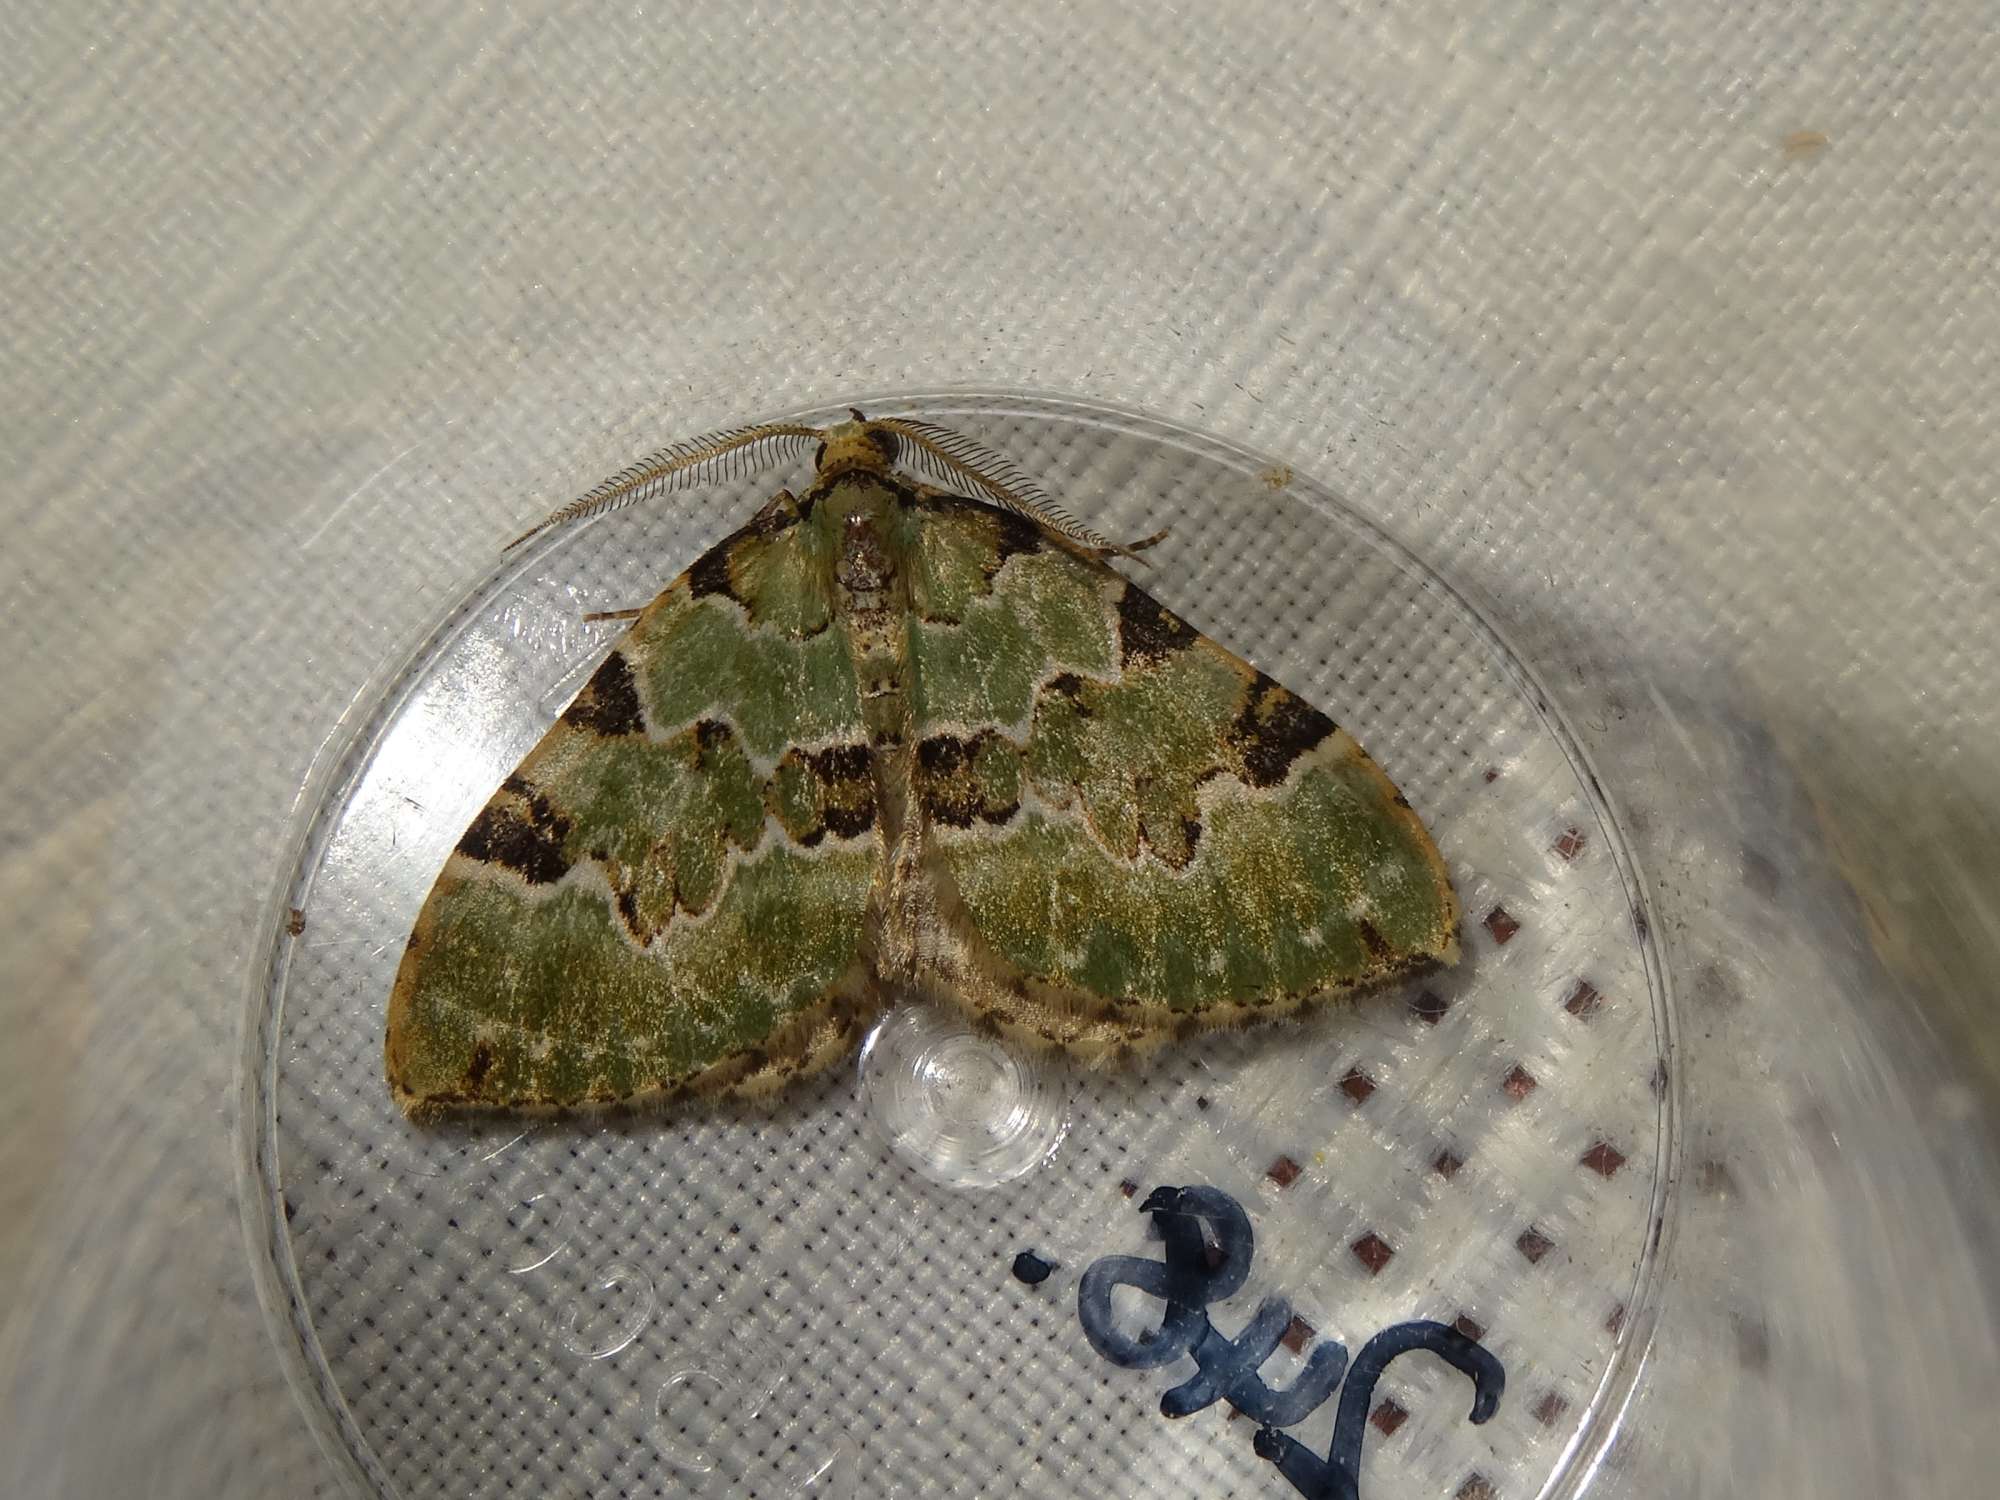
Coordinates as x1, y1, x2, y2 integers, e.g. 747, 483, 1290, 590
1078, 1188, 1347, 1425
1074, 1185, 1506, 1500
1253, 1321, 1504, 1500
1012, 1250, 1058, 1285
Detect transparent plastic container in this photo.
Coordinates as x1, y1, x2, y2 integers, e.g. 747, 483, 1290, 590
249, 394, 1674, 1500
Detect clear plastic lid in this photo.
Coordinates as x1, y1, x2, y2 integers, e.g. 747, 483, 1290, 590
252, 393, 1671, 1500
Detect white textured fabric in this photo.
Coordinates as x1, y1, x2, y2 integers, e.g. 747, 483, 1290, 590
3, 5, 1997, 1500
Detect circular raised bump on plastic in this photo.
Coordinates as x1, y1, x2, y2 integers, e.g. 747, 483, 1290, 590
857, 1005, 1070, 1189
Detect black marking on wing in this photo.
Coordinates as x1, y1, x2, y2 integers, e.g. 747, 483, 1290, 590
1042, 670, 1094, 715
562, 650, 645, 736
457, 776, 574, 884
1115, 582, 1200, 665
1179, 814, 1204, 864
464, 1041, 496, 1092
803, 743, 877, 840
917, 730, 1022, 828
768, 742, 878, 846
1231, 672, 1336, 788
987, 505, 1046, 572
692, 717, 734, 766
688, 540, 738, 601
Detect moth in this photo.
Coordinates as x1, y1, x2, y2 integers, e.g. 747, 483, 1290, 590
386, 413, 1459, 1114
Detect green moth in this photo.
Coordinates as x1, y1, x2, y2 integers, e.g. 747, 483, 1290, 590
386, 414, 1459, 1114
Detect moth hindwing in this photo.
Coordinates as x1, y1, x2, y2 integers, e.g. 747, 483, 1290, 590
385, 416, 1459, 1113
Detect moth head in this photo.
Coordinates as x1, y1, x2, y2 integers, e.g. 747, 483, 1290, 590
815, 412, 902, 477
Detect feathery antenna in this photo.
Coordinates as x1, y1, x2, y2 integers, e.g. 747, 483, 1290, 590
503, 423, 821, 552
872, 418, 1116, 553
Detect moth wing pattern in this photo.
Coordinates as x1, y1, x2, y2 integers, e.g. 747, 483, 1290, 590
385, 507, 882, 1114
901, 493, 1458, 1044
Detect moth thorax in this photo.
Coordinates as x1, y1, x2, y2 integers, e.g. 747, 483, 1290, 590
814, 419, 901, 477
837, 511, 894, 594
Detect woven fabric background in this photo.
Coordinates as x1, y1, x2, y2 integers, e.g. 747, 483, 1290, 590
3, 4, 1997, 1499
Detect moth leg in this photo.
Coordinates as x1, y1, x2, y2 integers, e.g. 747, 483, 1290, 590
1093, 526, 1171, 563
582, 607, 644, 623
748, 486, 803, 526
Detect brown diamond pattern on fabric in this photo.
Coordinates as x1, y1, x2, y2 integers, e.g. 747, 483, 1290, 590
1266, 1155, 1301, 1188
1339, 1066, 1376, 1105
1553, 826, 1587, 860
1580, 1140, 1627, 1177
1118, 1179, 1139, 1199
1516, 1226, 1554, 1264
1433, 1149, 1465, 1180
1456, 1474, 1498, 1500
1503, 1064, 1538, 1101
1532, 1391, 1570, 1425
1453, 1313, 1486, 1341
1351, 1231, 1394, 1274
1411, 989, 1450, 1024
1483, 905, 1521, 944
1370, 1398, 1409, 1436
1281, 1314, 1315, 1354
1563, 979, 1603, 1018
